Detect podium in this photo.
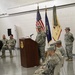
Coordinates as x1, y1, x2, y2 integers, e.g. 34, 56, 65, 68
19, 38, 40, 68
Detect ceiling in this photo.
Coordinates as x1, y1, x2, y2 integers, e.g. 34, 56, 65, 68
0, 0, 50, 9
0, 0, 74, 15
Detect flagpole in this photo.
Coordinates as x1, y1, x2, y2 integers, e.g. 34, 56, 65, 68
45, 7, 50, 46
37, 4, 39, 9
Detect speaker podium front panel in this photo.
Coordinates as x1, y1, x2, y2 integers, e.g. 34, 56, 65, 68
19, 38, 40, 68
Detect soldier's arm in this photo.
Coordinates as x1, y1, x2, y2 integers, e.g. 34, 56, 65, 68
35, 36, 44, 45
12, 40, 16, 46
37, 37, 44, 44
10, 39, 16, 47
61, 47, 65, 56
70, 33, 74, 41
6, 39, 8, 45
38, 32, 46, 44
7, 40, 9, 45
42, 32, 46, 37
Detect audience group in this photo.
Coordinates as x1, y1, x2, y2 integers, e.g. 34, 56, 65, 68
0, 34, 16, 58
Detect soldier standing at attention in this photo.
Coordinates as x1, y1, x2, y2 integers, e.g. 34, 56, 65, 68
64, 27, 74, 61
35, 26, 46, 63
1, 35, 8, 58
7, 34, 16, 58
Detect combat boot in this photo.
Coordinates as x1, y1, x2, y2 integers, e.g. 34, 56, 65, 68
9, 50, 13, 58
1, 51, 6, 58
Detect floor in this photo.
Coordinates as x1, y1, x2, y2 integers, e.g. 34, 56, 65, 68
0, 50, 75, 75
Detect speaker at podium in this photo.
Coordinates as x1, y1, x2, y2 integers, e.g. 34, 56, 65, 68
19, 38, 40, 68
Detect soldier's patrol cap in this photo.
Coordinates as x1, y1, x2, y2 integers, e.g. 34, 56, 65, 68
47, 46, 56, 51
56, 40, 62, 44
36, 25, 42, 29
65, 27, 70, 31
50, 42, 56, 46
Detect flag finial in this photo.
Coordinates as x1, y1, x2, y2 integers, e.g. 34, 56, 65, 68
45, 6, 47, 13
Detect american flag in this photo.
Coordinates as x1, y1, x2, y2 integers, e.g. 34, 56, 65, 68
36, 6, 44, 31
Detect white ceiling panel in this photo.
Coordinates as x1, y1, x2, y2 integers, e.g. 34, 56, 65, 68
0, 0, 50, 9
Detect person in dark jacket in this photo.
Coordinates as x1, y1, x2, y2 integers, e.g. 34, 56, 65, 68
0, 40, 3, 50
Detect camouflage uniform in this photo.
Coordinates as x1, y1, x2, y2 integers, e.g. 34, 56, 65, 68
64, 31, 74, 59
35, 31, 46, 62
56, 40, 65, 56
1, 39, 8, 57
34, 46, 60, 75
50, 42, 63, 60
7, 38, 16, 57
43, 53, 60, 75
56, 47, 65, 56
34, 53, 60, 75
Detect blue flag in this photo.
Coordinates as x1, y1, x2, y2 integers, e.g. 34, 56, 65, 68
45, 9, 52, 43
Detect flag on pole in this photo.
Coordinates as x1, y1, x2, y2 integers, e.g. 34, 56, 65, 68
45, 8, 52, 43
36, 6, 45, 31
52, 6, 62, 41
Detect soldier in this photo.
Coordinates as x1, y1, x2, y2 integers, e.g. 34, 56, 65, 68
56, 40, 65, 56
35, 26, 46, 63
34, 46, 60, 75
7, 34, 16, 58
1, 35, 8, 58
50, 42, 62, 60
64, 27, 74, 61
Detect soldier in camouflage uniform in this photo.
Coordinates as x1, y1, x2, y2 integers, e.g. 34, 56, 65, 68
50, 42, 63, 61
35, 26, 46, 62
1, 35, 8, 58
56, 40, 65, 56
64, 27, 74, 61
34, 46, 60, 75
7, 34, 16, 58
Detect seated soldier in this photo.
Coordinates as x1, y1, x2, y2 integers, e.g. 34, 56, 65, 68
56, 40, 65, 56
34, 46, 61, 75
1, 35, 8, 58
7, 34, 16, 58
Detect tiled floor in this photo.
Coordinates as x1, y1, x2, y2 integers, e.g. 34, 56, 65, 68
0, 50, 75, 75
0, 50, 39, 75
62, 57, 75, 75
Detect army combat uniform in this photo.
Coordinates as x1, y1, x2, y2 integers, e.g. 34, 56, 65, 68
35, 31, 46, 62
56, 40, 65, 56
34, 46, 60, 75
34, 53, 60, 75
1, 39, 8, 57
7, 38, 16, 57
56, 46, 65, 56
64, 31, 74, 60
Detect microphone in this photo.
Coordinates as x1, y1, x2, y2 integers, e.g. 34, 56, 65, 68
30, 34, 34, 38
